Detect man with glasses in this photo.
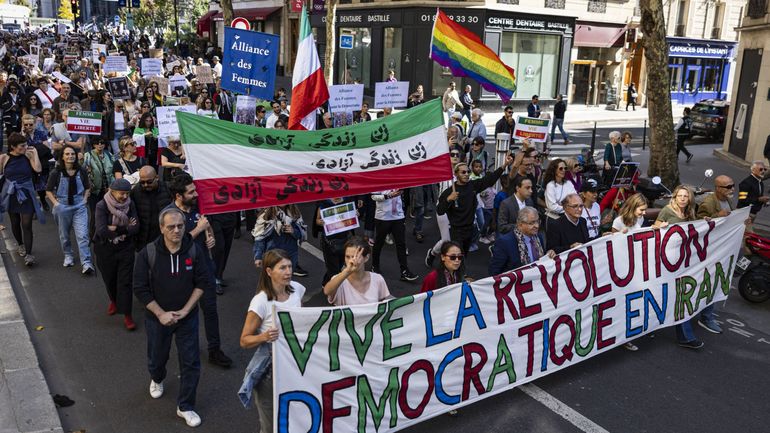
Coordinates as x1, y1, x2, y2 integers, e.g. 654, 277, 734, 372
489, 207, 555, 275
494, 105, 516, 137
738, 161, 769, 221
133, 207, 208, 427
546, 193, 591, 254
695, 174, 735, 334
131, 166, 173, 251
437, 155, 514, 253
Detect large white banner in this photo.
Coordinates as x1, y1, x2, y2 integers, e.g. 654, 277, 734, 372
273, 208, 748, 432
374, 81, 409, 109
328, 84, 364, 114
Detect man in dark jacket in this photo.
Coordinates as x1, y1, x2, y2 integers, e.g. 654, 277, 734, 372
131, 166, 172, 251
494, 105, 515, 138
546, 193, 591, 254
551, 94, 569, 144
489, 207, 554, 275
497, 176, 535, 234
133, 207, 209, 427
527, 95, 541, 118
738, 161, 769, 220
437, 154, 514, 252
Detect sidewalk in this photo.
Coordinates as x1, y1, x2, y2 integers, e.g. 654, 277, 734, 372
0, 239, 63, 433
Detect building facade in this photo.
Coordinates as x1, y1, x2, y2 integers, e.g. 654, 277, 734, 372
722, 0, 769, 162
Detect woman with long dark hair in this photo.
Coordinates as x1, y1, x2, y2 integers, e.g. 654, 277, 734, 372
22, 93, 43, 118
46, 144, 94, 274
239, 249, 306, 433
543, 158, 577, 220
0, 133, 43, 266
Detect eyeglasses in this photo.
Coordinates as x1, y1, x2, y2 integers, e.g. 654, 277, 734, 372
505, 111, 513, 114
450, 152, 460, 157
445, 254, 464, 261
718, 184, 735, 189
557, 166, 566, 171
758, 168, 767, 172
140, 179, 156, 185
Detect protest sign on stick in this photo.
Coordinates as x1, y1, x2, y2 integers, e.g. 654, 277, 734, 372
66, 110, 103, 135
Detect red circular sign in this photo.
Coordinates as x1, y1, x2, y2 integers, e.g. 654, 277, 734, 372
231, 17, 251, 31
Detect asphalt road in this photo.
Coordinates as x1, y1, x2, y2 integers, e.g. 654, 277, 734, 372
4, 123, 770, 433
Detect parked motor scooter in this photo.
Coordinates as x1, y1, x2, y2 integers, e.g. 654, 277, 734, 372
736, 232, 770, 303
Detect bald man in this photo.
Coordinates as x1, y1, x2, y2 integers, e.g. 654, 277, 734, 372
131, 166, 173, 250
697, 175, 735, 219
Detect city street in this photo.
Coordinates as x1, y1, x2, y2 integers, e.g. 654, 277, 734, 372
4, 123, 770, 433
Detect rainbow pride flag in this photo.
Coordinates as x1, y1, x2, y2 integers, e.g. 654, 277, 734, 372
430, 9, 517, 102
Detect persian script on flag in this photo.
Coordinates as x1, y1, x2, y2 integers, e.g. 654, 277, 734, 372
176, 99, 452, 214
513, 116, 551, 142
321, 202, 359, 236
66, 110, 103, 136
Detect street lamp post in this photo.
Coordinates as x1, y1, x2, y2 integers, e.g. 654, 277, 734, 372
173, 0, 179, 46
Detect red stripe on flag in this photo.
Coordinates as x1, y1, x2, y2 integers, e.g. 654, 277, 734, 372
288, 67, 329, 130
193, 155, 452, 214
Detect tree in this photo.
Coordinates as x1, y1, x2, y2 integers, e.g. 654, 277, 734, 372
640, 0, 679, 187
58, 1, 74, 20
324, 0, 339, 85
220, 0, 232, 27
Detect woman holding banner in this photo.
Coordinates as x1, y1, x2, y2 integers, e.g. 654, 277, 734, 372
654, 185, 704, 350
323, 237, 391, 306
239, 249, 306, 433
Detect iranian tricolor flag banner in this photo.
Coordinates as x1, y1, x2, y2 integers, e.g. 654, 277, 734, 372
176, 99, 450, 214
66, 110, 103, 135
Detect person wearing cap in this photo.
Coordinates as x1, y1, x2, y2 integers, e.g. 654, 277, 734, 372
93, 177, 140, 330
46, 144, 95, 274
579, 179, 602, 239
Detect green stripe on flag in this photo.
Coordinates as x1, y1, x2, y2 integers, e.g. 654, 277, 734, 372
177, 99, 444, 152
67, 110, 102, 119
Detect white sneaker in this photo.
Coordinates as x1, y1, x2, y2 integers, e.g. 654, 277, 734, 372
177, 408, 201, 427
63, 256, 74, 267
149, 380, 164, 399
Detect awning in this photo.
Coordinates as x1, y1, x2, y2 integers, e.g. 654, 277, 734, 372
574, 24, 627, 48
212, 6, 281, 22
197, 10, 217, 35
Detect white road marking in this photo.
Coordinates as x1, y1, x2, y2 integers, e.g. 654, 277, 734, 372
300, 242, 326, 302
520, 384, 611, 433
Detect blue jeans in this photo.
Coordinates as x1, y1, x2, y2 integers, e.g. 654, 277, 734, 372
700, 304, 716, 323
675, 319, 697, 343
146, 313, 200, 411
551, 118, 569, 141
200, 254, 221, 351
53, 203, 92, 266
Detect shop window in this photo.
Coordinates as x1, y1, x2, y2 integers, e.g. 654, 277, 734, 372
338, 28, 372, 88
668, 65, 682, 92
431, 63, 456, 98
382, 28, 402, 80
700, 61, 721, 92
498, 32, 560, 99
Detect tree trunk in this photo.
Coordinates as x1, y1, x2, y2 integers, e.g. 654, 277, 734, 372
640, 0, 679, 187
324, 0, 338, 86
221, 0, 233, 27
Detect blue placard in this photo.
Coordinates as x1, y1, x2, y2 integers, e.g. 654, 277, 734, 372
118, 0, 126, 7
340, 34, 353, 50
114, 15, 120, 25
131, 0, 140, 8
222, 27, 279, 99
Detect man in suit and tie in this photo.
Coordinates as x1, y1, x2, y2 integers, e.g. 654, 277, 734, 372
489, 207, 554, 275
497, 176, 536, 234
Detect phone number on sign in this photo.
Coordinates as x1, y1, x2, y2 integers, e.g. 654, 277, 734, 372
421, 14, 479, 23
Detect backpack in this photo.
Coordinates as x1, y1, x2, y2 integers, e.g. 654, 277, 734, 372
146, 241, 199, 274
679, 116, 692, 136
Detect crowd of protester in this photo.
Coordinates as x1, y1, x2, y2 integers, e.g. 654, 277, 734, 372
0, 27, 756, 430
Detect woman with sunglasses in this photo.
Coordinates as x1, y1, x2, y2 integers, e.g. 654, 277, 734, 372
324, 236, 391, 306
543, 158, 577, 221
196, 97, 218, 119
22, 93, 43, 118
113, 136, 146, 183
421, 241, 466, 293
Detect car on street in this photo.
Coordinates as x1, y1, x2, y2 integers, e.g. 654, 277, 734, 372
690, 99, 729, 140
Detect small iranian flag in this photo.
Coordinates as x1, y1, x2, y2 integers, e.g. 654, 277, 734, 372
177, 99, 451, 214
66, 110, 103, 136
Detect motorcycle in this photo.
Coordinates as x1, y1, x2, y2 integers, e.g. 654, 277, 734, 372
736, 232, 770, 303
